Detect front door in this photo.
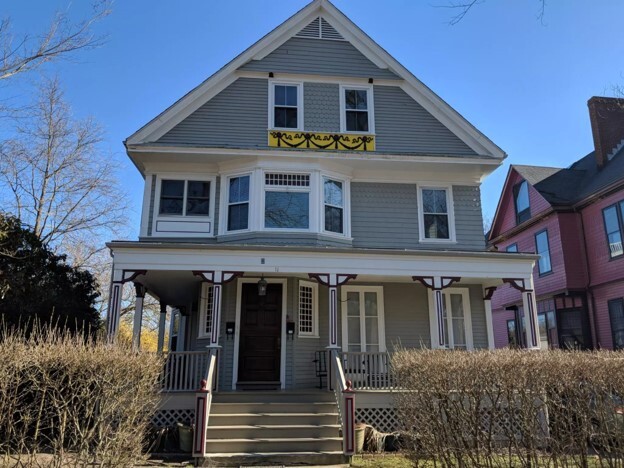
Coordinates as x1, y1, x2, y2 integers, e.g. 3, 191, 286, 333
238, 283, 282, 383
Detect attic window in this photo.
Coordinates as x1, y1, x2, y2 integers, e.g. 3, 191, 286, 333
270, 82, 302, 130
514, 180, 531, 224
340, 85, 374, 134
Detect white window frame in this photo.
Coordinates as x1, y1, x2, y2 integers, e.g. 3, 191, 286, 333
341, 285, 386, 352
417, 184, 456, 243
154, 174, 216, 219
428, 287, 473, 350
220, 172, 253, 234
298, 280, 319, 338
197, 282, 216, 339
339, 84, 375, 134
268, 80, 304, 131
322, 176, 346, 236
262, 171, 313, 232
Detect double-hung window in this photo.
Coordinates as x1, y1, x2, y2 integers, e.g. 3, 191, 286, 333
159, 179, 211, 216
535, 230, 552, 275
514, 180, 531, 224
270, 82, 301, 130
602, 201, 624, 258
609, 298, 624, 350
323, 177, 344, 234
341, 86, 373, 133
227, 175, 250, 231
420, 187, 454, 241
264, 173, 310, 229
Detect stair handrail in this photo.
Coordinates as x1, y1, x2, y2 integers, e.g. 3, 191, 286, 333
192, 347, 218, 458
331, 349, 356, 456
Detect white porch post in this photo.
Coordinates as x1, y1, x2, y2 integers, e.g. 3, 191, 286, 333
483, 287, 497, 350
413, 276, 461, 349
157, 301, 167, 354
522, 276, 541, 350
106, 268, 123, 343
132, 283, 146, 351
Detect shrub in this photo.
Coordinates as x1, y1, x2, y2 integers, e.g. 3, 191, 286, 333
392, 349, 624, 467
0, 325, 164, 466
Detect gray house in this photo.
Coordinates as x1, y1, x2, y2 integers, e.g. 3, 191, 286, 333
107, 0, 539, 464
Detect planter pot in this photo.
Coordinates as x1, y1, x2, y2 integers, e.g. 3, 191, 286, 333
355, 423, 367, 453
177, 423, 193, 453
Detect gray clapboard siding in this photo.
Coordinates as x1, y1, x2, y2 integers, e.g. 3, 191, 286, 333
374, 85, 477, 156
304, 82, 340, 132
351, 182, 420, 249
239, 37, 399, 80
147, 174, 156, 236
467, 284, 488, 349
453, 185, 485, 250
158, 78, 267, 147
383, 283, 432, 350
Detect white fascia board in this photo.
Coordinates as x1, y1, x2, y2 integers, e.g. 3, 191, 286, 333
108, 243, 537, 280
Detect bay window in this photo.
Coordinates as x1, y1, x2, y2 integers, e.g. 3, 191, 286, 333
323, 177, 344, 234
227, 175, 250, 231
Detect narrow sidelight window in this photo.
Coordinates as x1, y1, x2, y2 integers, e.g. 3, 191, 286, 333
603, 202, 624, 258
160, 179, 210, 216
422, 188, 450, 240
343, 87, 370, 132
298, 281, 318, 337
609, 298, 624, 350
323, 178, 344, 234
272, 83, 300, 129
535, 230, 552, 275
514, 180, 531, 224
227, 175, 250, 231
200, 283, 214, 338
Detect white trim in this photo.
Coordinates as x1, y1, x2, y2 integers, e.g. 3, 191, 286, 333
268, 79, 304, 131
232, 278, 288, 390
428, 287, 473, 350
298, 280, 319, 338
417, 184, 457, 244
197, 282, 215, 340
339, 84, 375, 135
125, 1, 505, 159
153, 173, 216, 238
340, 285, 386, 352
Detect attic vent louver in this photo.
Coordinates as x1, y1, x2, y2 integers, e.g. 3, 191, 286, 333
295, 16, 345, 41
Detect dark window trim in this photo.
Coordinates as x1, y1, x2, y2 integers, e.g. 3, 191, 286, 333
534, 229, 553, 276
602, 200, 624, 260
513, 180, 531, 225
609, 298, 624, 351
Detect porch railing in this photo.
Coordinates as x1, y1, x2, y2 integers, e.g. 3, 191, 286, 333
342, 351, 394, 390
161, 351, 212, 392
331, 349, 356, 456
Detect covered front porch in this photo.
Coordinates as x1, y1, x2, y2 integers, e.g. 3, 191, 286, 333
106, 242, 541, 393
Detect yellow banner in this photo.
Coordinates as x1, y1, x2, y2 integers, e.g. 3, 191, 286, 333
268, 130, 375, 152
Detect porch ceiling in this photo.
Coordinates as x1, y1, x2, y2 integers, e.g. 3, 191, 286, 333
139, 270, 201, 307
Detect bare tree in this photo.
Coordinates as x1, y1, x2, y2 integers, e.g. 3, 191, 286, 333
439, 0, 547, 25
0, 77, 127, 266
0, 1, 111, 81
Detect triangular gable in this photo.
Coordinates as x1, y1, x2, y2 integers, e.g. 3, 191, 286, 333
488, 166, 555, 241
126, 0, 506, 159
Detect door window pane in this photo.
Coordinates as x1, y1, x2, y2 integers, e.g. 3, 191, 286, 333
345, 290, 383, 352
609, 299, 624, 350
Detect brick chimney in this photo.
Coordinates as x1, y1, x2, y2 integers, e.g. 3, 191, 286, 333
588, 96, 624, 169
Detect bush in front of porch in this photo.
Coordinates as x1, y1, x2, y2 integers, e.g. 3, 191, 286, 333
393, 348, 624, 467
0, 325, 164, 466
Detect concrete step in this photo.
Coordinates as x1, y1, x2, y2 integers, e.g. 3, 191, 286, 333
198, 451, 348, 467
208, 412, 339, 426
204, 437, 343, 454
210, 401, 337, 414
206, 424, 340, 439
212, 391, 334, 404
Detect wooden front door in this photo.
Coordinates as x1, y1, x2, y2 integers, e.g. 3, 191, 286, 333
238, 283, 282, 383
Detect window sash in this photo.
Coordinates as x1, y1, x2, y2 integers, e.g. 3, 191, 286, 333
342, 87, 371, 133
323, 178, 344, 234
159, 179, 210, 216
343, 288, 384, 352
422, 188, 450, 240
535, 230, 552, 275
227, 176, 250, 231
271, 83, 300, 130
603, 203, 624, 258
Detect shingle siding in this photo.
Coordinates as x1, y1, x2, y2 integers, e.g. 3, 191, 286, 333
239, 37, 400, 80
158, 78, 267, 147
304, 82, 340, 132
374, 85, 477, 156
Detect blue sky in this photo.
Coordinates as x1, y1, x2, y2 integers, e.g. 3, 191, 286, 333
3, 0, 623, 236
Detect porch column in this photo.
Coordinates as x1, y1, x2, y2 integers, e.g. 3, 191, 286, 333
193, 271, 244, 348
132, 283, 146, 351
413, 276, 461, 348
521, 276, 541, 350
483, 287, 497, 350
309, 274, 357, 349
157, 301, 167, 353
106, 268, 123, 343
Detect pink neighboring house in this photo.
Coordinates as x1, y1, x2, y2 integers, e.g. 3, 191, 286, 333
488, 97, 624, 350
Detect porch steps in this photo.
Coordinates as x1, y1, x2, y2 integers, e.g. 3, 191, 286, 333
201, 391, 347, 467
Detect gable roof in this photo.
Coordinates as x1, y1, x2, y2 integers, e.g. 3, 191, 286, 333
125, 0, 506, 159
488, 145, 624, 240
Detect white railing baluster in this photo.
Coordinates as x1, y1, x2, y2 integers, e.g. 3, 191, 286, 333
161, 351, 213, 393
341, 351, 394, 391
